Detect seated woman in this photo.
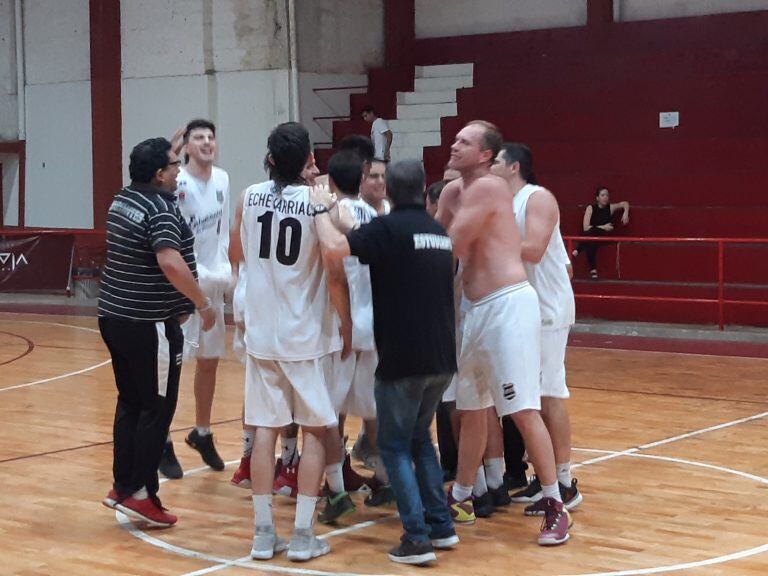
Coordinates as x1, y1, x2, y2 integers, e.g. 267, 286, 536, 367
572, 186, 629, 279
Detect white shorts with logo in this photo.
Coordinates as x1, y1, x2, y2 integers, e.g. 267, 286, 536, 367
244, 354, 338, 428
456, 282, 541, 416
181, 294, 226, 360
334, 349, 378, 420
540, 326, 570, 399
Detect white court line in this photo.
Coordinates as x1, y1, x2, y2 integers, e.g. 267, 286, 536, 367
0, 359, 112, 392
0, 319, 111, 392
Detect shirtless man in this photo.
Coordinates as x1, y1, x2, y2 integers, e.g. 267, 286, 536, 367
436, 121, 570, 545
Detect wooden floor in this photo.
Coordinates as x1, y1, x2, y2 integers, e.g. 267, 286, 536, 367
1, 311, 766, 576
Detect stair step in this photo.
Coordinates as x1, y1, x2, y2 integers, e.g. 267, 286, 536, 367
416, 63, 474, 78
397, 90, 457, 105
414, 75, 474, 92
390, 146, 426, 162
391, 131, 442, 148
389, 118, 442, 132
397, 102, 457, 119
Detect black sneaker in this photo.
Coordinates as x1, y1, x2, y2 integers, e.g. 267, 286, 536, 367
318, 490, 356, 524
388, 539, 436, 565
503, 471, 528, 492
560, 478, 583, 510
185, 429, 225, 471
364, 478, 395, 507
473, 491, 495, 518
159, 441, 183, 479
510, 476, 542, 503
489, 484, 511, 507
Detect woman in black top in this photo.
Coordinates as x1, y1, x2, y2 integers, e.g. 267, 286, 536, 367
572, 186, 630, 279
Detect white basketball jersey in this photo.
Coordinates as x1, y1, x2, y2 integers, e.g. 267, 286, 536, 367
339, 197, 378, 351
514, 184, 575, 330
241, 181, 341, 360
176, 166, 232, 290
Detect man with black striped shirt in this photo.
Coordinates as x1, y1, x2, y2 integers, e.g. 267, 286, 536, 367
99, 137, 215, 527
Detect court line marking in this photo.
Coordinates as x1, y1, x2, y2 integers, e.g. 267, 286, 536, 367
119, 409, 768, 576
0, 330, 35, 366
568, 343, 768, 361
0, 320, 111, 392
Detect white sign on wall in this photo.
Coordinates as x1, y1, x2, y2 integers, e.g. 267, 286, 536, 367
659, 111, 680, 129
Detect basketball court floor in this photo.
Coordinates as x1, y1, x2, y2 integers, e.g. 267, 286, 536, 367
1, 311, 766, 575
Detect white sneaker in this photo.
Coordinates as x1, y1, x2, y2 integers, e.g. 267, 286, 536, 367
287, 527, 330, 562
251, 525, 287, 560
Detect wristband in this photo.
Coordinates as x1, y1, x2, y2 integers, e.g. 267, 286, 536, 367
197, 297, 212, 312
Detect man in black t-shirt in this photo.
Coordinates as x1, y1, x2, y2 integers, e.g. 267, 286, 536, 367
98, 137, 215, 528
310, 160, 458, 566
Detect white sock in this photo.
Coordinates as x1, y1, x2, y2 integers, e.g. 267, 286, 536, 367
252, 494, 273, 527
556, 462, 572, 487
452, 482, 473, 502
484, 457, 504, 490
281, 436, 299, 465
132, 486, 148, 500
295, 494, 318, 529
325, 463, 344, 494
196, 426, 212, 436
370, 454, 389, 484
242, 429, 255, 458
472, 466, 488, 497
542, 481, 562, 503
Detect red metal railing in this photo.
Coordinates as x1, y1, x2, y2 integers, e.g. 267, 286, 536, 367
563, 235, 768, 330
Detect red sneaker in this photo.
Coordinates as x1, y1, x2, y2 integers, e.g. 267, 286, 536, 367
537, 498, 570, 546
273, 460, 299, 498
102, 489, 121, 509
342, 453, 370, 492
117, 496, 178, 527
231, 455, 252, 489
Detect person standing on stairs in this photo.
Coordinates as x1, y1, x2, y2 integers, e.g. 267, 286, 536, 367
362, 105, 393, 162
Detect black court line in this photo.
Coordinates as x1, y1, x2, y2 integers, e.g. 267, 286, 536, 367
0, 330, 35, 366
0, 417, 243, 465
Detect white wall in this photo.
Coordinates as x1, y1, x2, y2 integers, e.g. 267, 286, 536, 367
1, 153, 19, 226
121, 0, 293, 222
298, 73, 367, 148
415, 0, 587, 39
616, 0, 768, 21
0, 0, 18, 141
23, 0, 93, 228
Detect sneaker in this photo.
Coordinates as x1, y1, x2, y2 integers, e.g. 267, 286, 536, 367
102, 488, 121, 509
364, 477, 395, 507
388, 540, 436, 565
342, 453, 370, 492
287, 527, 330, 561
351, 433, 371, 463
537, 498, 571, 546
473, 491, 495, 518
116, 495, 177, 527
524, 480, 583, 515
158, 441, 184, 479
510, 476, 542, 503
489, 484, 511, 507
230, 455, 251, 489
251, 524, 288, 560
560, 479, 583, 511
503, 471, 528, 492
431, 531, 460, 549
185, 429, 225, 471
447, 490, 475, 525
318, 490, 356, 524
273, 461, 299, 498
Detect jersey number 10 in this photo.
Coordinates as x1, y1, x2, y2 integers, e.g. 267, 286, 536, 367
257, 211, 302, 265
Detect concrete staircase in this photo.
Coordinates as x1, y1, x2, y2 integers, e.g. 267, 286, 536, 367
389, 63, 473, 163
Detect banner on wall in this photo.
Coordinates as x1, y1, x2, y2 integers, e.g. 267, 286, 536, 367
0, 234, 75, 291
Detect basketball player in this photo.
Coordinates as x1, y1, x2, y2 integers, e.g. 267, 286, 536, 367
491, 143, 582, 513
361, 159, 390, 216
317, 151, 394, 524
436, 121, 570, 545
237, 122, 351, 561
160, 119, 231, 478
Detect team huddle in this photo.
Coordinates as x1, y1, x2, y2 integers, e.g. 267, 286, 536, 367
99, 117, 581, 566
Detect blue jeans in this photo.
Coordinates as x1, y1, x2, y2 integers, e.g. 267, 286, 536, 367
374, 373, 454, 543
